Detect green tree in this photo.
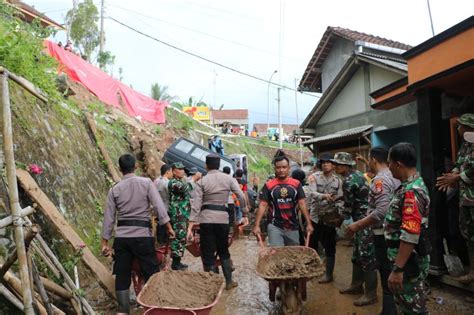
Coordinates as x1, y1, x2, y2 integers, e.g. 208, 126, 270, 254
65, 0, 99, 61
97, 50, 115, 72
150, 83, 174, 102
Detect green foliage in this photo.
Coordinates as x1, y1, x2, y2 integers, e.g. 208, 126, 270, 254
65, 0, 99, 61
0, 3, 60, 101
178, 113, 195, 131
63, 246, 85, 275
97, 50, 115, 71
150, 83, 174, 102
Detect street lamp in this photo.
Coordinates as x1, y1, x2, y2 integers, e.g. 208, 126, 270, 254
267, 70, 278, 137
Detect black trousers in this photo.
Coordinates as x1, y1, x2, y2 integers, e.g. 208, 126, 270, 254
374, 234, 392, 297
200, 223, 230, 267
113, 237, 158, 290
310, 220, 336, 257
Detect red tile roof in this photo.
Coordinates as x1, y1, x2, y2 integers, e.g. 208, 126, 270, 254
211, 109, 248, 120
8, 0, 64, 29
299, 26, 411, 93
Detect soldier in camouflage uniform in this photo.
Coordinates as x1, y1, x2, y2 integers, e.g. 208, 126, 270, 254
168, 162, 201, 270
333, 152, 378, 306
437, 113, 474, 284
386, 143, 430, 315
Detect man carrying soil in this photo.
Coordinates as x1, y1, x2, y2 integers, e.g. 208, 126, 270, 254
333, 152, 378, 306
187, 154, 246, 290
168, 162, 201, 270
346, 147, 400, 314
385, 143, 431, 314
101, 154, 175, 315
252, 155, 314, 246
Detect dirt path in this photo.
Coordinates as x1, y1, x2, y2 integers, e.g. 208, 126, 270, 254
184, 238, 474, 315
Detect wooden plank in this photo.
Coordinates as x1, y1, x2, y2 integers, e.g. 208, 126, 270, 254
16, 169, 115, 299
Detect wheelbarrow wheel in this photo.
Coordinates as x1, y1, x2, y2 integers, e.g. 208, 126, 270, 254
281, 282, 302, 315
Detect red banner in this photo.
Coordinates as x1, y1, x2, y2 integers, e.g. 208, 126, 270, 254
45, 41, 167, 123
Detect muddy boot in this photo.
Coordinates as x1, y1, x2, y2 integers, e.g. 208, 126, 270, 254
339, 263, 364, 294
222, 259, 238, 290
379, 293, 397, 315
354, 270, 378, 306
172, 257, 187, 270
319, 256, 335, 283
116, 290, 130, 314
458, 270, 474, 284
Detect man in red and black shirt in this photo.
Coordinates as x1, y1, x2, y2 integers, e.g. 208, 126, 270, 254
253, 156, 314, 246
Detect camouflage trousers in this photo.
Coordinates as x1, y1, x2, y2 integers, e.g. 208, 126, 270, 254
170, 215, 188, 258
460, 206, 474, 242
352, 227, 377, 271
391, 254, 430, 314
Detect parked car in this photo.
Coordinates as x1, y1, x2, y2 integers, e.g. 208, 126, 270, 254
163, 137, 236, 176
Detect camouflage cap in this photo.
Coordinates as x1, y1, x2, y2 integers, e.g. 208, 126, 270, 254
457, 113, 474, 129
330, 152, 356, 166
172, 162, 185, 169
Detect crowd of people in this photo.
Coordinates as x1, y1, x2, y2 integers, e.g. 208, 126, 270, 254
100, 113, 473, 315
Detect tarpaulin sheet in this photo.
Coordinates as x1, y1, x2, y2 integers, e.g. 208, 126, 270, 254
45, 40, 166, 123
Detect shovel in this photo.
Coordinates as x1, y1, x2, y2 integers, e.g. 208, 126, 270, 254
443, 239, 464, 277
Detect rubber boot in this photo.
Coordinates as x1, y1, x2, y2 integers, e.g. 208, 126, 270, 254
116, 290, 130, 314
354, 270, 378, 306
172, 257, 187, 270
319, 256, 335, 283
204, 264, 218, 273
379, 293, 397, 315
222, 259, 238, 290
339, 263, 364, 294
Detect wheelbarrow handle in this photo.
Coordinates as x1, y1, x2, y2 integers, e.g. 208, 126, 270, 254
305, 231, 311, 248
255, 233, 266, 250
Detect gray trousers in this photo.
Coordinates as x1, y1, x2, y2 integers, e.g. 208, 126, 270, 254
267, 223, 300, 246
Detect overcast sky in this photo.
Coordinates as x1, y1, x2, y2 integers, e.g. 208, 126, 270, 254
30, 0, 473, 127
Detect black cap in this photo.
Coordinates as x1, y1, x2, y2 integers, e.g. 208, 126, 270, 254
319, 153, 333, 162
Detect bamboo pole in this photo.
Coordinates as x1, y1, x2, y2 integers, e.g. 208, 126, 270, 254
0, 283, 23, 311
0, 225, 40, 278
3, 270, 48, 315
39, 276, 72, 300
0, 205, 34, 229
31, 260, 54, 315
36, 234, 95, 315
1, 73, 34, 314
0, 67, 48, 103
31, 242, 61, 279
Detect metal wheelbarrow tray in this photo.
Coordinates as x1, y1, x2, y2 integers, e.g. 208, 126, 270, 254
137, 271, 225, 315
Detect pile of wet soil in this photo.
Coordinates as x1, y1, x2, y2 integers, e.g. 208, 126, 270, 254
138, 271, 223, 309
258, 247, 324, 279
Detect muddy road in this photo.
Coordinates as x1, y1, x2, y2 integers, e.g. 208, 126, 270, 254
187, 238, 474, 315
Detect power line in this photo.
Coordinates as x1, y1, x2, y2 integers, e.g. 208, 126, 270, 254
107, 16, 321, 99
107, 3, 303, 63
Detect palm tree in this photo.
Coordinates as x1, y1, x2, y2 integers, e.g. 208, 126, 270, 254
150, 83, 174, 102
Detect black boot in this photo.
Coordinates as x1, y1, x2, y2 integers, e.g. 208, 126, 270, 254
340, 263, 364, 294
221, 259, 238, 290
319, 256, 335, 283
172, 257, 187, 270
380, 293, 397, 315
116, 290, 130, 314
204, 264, 218, 273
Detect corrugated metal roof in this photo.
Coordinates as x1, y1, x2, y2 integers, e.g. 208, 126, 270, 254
357, 53, 408, 72
303, 125, 373, 146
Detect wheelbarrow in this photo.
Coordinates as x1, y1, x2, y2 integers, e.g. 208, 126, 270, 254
185, 224, 233, 270
255, 233, 324, 315
131, 243, 170, 296
137, 271, 225, 315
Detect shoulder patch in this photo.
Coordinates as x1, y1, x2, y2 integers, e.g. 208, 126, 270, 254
375, 179, 383, 193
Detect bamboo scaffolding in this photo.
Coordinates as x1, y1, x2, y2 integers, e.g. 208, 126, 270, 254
1, 69, 34, 314
31, 260, 54, 315
0, 205, 34, 229
31, 242, 61, 279
0, 283, 23, 311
